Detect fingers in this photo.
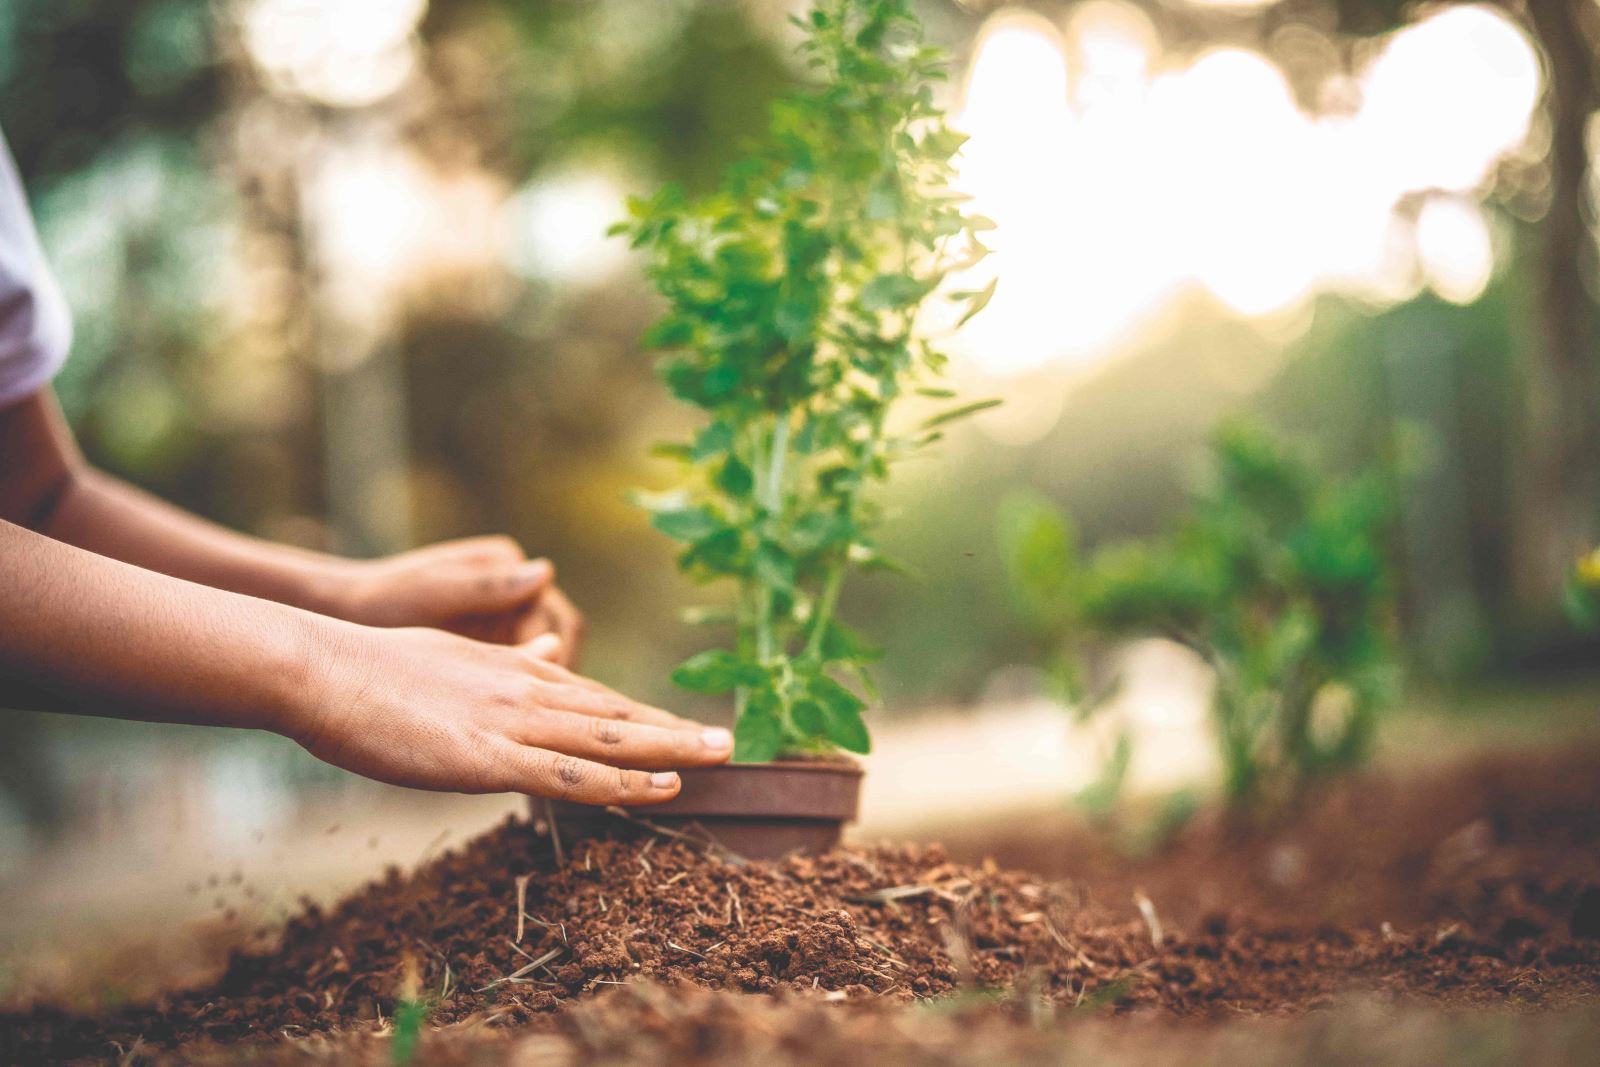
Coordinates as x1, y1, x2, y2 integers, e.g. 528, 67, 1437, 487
518, 655, 705, 732
500, 747, 684, 806
430, 558, 554, 617
545, 589, 585, 662
514, 708, 732, 769
433, 535, 525, 565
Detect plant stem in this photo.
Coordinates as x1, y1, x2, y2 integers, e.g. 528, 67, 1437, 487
805, 406, 887, 658
756, 413, 790, 664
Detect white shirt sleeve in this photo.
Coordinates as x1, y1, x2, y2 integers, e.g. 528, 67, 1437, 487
0, 125, 72, 410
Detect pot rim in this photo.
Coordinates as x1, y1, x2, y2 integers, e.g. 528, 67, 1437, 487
690, 758, 864, 777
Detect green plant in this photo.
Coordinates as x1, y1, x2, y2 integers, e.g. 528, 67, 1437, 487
1564, 549, 1600, 628
617, 0, 995, 761
1000, 422, 1400, 811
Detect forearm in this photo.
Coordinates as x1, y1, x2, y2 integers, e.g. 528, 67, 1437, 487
45, 467, 354, 615
0, 518, 325, 734
0, 390, 355, 614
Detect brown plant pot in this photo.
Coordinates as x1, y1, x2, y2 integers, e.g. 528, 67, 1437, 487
538, 760, 863, 861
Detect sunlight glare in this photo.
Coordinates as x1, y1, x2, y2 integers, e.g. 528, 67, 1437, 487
241, 0, 427, 107
1415, 196, 1495, 304
949, 4, 1541, 380
504, 170, 631, 286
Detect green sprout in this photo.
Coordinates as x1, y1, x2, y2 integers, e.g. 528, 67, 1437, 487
1000, 422, 1401, 812
617, 0, 996, 761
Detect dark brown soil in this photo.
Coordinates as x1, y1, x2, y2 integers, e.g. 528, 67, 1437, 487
5, 745, 1600, 1065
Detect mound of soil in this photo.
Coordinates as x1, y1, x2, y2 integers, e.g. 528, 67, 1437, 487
942, 744, 1600, 936
5, 747, 1600, 1065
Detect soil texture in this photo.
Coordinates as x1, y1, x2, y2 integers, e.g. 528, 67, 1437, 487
4, 745, 1600, 1065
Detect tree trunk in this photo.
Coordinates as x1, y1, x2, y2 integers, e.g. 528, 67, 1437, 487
1512, 0, 1600, 633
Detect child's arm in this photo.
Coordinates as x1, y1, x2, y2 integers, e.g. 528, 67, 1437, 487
0, 517, 731, 801
0, 389, 582, 657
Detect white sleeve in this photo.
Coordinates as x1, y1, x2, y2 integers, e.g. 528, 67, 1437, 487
0, 125, 73, 410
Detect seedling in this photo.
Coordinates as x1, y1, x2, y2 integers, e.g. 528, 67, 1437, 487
617, 0, 996, 761
1000, 422, 1400, 811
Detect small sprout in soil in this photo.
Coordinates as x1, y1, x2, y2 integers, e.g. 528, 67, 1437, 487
389, 956, 439, 1067
619, 0, 996, 761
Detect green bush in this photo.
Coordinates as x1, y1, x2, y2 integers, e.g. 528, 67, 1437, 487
1000, 422, 1400, 810
618, 0, 995, 761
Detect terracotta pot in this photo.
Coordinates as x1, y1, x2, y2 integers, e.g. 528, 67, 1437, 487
538, 760, 863, 861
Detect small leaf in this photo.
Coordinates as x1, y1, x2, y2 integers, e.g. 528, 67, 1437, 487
715, 456, 754, 496
953, 277, 997, 327
733, 708, 783, 763
692, 422, 735, 462
643, 316, 695, 350
671, 650, 766, 694
821, 620, 885, 663
919, 397, 1002, 431
754, 541, 796, 592
860, 273, 931, 312
651, 507, 723, 543
791, 699, 827, 736
789, 511, 851, 553
810, 676, 870, 753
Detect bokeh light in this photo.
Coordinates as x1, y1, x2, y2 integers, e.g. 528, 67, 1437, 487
240, 0, 427, 107
949, 3, 1543, 378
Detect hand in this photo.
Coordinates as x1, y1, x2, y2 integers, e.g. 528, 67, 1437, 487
328, 536, 584, 664
289, 622, 732, 803
512, 582, 586, 663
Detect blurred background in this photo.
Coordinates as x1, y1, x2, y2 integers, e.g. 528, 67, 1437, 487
5, 0, 1600, 986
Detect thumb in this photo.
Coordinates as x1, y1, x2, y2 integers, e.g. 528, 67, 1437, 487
428, 558, 554, 617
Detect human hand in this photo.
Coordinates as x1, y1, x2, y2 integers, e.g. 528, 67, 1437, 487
326, 536, 584, 664
288, 622, 730, 803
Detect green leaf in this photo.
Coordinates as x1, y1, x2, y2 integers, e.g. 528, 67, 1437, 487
810, 675, 871, 753
651, 507, 722, 543
820, 620, 885, 663
715, 456, 754, 496
860, 273, 931, 312
692, 422, 735, 461
919, 397, 1002, 431
754, 541, 796, 592
643, 316, 695, 349
997, 491, 1078, 630
789, 511, 851, 553
671, 650, 766, 694
733, 707, 783, 763
953, 276, 997, 327
791, 699, 827, 736
1565, 570, 1600, 629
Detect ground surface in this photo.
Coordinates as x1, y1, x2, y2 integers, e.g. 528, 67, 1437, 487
4, 744, 1600, 1065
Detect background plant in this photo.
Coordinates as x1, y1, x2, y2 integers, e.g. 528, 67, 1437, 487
1000, 422, 1401, 812
617, 0, 996, 761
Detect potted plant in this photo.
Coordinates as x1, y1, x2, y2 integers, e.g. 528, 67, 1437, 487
547, 0, 995, 859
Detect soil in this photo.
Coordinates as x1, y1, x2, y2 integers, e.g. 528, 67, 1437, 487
4, 745, 1600, 1065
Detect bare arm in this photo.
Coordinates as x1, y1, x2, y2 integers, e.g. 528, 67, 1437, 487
0, 518, 731, 801
0, 389, 584, 656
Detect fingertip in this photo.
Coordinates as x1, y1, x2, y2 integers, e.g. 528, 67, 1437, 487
524, 633, 564, 660
517, 558, 554, 588
649, 771, 680, 792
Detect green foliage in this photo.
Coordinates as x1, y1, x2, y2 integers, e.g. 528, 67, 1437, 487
1565, 550, 1600, 629
1000, 422, 1400, 811
620, 0, 993, 760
